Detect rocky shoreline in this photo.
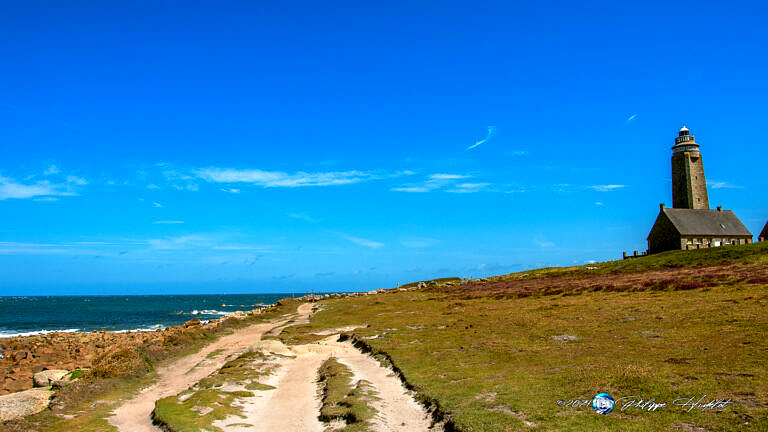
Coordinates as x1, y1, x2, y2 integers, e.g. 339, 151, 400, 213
0, 306, 275, 397
0, 288, 413, 399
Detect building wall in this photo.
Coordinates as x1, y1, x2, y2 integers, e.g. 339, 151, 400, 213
672, 151, 709, 209
681, 236, 752, 249
647, 211, 682, 254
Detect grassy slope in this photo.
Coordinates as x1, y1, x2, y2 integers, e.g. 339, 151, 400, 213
281, 243, 768, 431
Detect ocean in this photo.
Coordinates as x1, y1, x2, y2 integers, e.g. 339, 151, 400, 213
0, 294, 295, 337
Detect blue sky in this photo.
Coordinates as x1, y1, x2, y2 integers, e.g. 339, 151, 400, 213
1, 1, 767, 295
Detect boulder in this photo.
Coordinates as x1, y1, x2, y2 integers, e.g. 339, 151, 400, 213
0, 388, 53, 421
183, 318, 201, 328
33, 369, 69, 387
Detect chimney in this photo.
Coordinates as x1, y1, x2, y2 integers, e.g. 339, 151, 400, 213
717, 206, 722, 211
622, 251, 627, 259
659, 203, 666, 211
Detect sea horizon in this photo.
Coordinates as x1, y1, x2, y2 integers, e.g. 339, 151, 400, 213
0, 293, 329, 337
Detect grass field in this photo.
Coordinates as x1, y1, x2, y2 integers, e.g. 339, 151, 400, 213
279, 243, 768, 431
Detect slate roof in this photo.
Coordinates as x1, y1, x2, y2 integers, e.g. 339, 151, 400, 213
663, 208, 752, 236
760, 221, 768, 239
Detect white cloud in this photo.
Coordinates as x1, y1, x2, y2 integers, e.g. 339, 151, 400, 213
392, 173, 476, 193
595, 202, 603, 206
220, 188, 241, 193
153, 221, 185, 224
147, 235, 207, 250
153, 202, 163, 208
344, 235, 384, 249
194, 167, 372, 187
44, 165, 60, 175
625, 114, 638, 124
446, 183, 491, 193
288, 213, 319, 223
0, 176, 77, 200
534, 239, 556, 248
589, 185, 625, 192
467, 126, 497, 150
709, 181, 743, 189
428, 174, 470, 180
66, 175, 88, 186
390, 186, 432, 193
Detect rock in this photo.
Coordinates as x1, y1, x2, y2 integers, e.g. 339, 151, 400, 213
0, 388, 53, 421
551, 334, 579, 342
33, 370, 69, 387
50, 379, 71, 389
183, 318, 201, 328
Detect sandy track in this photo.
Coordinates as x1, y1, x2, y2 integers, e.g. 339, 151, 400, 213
334, 345, 432, 432
107, 303, 314, 432
221, 336, 434, 432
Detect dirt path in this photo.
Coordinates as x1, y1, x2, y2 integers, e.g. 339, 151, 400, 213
333, 344, 432, 432
107, 303, 314, 432
218, 336, 434, 432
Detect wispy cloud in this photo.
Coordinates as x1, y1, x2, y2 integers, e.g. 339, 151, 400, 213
390, 186, 432, 193
66, 175, 88, 186
589, 185, 625, 192
43, 165, 60, 175
625, 114, 638, 125
534, 238, 556, 248
391, 173, 476, 193
709, 181, 743, 189
445, 183, 491, 193
195, 167, 373, 187
0, 176, 80, 200
153, 221, 185, 224
220, 188, 241, 193
288, 213, 319, 223
429, 174, 470, 180
344, 235, 384, 249
153, 201, 163, 208
467, 126, 497, 150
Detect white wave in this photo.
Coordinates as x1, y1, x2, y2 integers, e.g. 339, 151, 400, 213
0, 328, 80, 338
190, 309, 229, 315
112, 324, 165, 333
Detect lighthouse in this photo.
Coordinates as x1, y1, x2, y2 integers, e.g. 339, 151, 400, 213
671, 126, 710, 209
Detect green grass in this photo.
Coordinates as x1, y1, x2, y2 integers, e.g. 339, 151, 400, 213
153, 389, 252, 432
317, 357, 378, 431
205, 348, 225, 359
1, 374, 157, 432
279, 262, 768, 431
493, 240, 768, 281
152, 349, 279, 432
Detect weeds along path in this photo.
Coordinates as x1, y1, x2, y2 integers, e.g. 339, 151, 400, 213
107, 303, 315, 432
218, 337, 433, 432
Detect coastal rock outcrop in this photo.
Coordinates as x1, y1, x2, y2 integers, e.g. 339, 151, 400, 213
0, 388, 53, 421
33, 369, 68, 387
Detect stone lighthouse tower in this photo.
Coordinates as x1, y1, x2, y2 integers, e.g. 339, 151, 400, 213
671, 126, 709, 209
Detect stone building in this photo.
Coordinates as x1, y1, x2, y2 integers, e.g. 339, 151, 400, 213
647, 126, 752, 254
760, 221, 768, 242
671, 126, 709, 209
